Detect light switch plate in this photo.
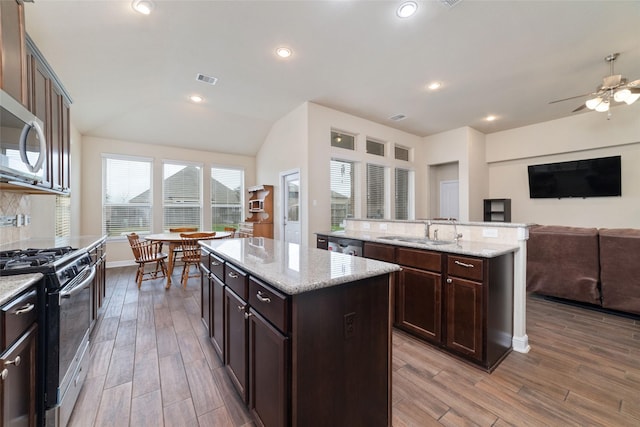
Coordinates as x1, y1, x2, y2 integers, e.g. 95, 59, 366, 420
483, 228, 499, 238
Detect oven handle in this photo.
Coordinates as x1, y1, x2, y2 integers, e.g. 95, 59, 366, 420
60, 266, 96, 300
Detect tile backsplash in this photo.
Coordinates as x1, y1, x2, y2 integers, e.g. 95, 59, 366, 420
0, 192, 31, 245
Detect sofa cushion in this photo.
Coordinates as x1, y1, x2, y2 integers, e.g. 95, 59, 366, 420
599, 228, 640, 315
526, 225, 600, 305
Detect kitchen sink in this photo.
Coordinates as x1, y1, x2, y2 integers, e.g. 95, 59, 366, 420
378, 236, 455, 246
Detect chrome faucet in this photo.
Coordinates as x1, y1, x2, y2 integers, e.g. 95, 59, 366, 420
425, 220, 431, 239
451, 219, 463, 243
433, 229, 439, 240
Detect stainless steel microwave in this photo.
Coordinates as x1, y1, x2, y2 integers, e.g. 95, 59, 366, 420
0, 88, 47, 184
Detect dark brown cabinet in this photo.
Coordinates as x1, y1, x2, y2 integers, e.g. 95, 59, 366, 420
0, 0, 26, 104
1, 288, 39, 427
89, 238, 107, 331
200, 256, 212, 334
224, 287, 248, 402
483, 198, 511, 222
25, 36, 72, 194
316, 235, 328, 250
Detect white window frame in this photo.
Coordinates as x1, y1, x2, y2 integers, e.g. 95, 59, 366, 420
162, 160, 203, 232
211, 166, 245, 231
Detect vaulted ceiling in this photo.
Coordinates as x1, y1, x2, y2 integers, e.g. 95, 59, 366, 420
25, 1, 640, 156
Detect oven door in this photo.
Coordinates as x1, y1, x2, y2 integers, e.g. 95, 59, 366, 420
56, 265, 95, 403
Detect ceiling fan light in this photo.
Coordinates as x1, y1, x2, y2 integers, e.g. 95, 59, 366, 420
595, 100, 610, 112
585, 97, 601, 110
624, 93, 640, 105
613, 89, 631, 103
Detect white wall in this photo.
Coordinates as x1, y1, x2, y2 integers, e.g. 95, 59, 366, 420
255, 102, 309, 243
81, 135, 256, 264
486, 106, 640, 227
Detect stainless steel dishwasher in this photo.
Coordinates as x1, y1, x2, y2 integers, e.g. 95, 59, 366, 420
327, 237, 363, 256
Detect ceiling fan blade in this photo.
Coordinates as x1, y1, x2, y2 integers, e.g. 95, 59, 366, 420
572, 104, 587, 113
549, 93, 592, 104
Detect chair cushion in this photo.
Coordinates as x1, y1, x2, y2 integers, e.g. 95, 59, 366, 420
599, 228, 640, 315
526, 225, 600, 305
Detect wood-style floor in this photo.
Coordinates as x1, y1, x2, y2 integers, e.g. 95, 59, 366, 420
69, 266, 640, 426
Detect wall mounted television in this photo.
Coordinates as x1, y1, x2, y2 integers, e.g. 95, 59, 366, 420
528, 155, 621, 199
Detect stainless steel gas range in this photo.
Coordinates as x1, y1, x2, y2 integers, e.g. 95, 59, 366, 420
0, 245, 95, 427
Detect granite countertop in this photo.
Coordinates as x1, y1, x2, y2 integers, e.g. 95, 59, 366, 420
200, 238, 400, 295
0, 273, 43, 306
316, 230, 519, 258
0, 235, 106, 253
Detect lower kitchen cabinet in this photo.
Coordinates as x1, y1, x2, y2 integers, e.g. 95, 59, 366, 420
200, 261, 211, 334
396, 266, 442, 343
224, 287, 248, 402
445, 276, 483, 360
1, 287, 39, 427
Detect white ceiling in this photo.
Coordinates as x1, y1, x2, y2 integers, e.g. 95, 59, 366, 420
24, 1, 640, 156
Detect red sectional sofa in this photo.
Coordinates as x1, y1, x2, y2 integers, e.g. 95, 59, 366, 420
526, 225, 640, 316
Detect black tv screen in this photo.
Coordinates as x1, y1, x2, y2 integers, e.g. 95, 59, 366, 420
528, 156, 621, 199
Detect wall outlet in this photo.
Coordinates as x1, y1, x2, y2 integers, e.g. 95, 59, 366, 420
344, 312, 356, 339
482, 228, 499, 238
379, 223, 387, 230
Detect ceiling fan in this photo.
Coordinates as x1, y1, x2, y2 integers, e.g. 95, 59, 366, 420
550, 53, 640, 113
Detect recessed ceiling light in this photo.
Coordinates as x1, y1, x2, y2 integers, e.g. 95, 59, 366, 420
132, 0, 154, 15
275, 47, 292, 58
190, 95, 203, 103
486, 115, 497, 122
427, 82, 442, 90
397, 1, 418, 18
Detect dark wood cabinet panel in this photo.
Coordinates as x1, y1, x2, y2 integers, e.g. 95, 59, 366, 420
445, 277, 483, 360
0, 0, 26, 104
224, 288, 248, 403
1, 323, 37, 427
249, 310, 288, 427
211, 275, 225, 360
200, 265, 211, 334
363, 242, 395, 262
396, 266, 442, 343
316, 235, 328, 250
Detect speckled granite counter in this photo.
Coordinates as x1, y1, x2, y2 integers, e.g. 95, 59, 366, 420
200, 237, 400, 295
316, 230, 519, 258
0, 235, 106, 253
0, 273, 43, 306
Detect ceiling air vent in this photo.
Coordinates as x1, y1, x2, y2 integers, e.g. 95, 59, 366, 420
389, 114, 407, 121
196, 73, 218, 85
440, 0, 461, 8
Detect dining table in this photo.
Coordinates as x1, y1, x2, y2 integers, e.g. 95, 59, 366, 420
144, 231, 232, 287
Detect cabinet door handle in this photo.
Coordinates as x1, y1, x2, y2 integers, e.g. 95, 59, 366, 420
1, 369, 7, 381
4, 356, 21, 367
454, 260, 475, 268
244, 312, 253, 319
211, 261, 221, 266
318, 238, 326, 243
237, 305, 245, 312
13, 303, 35, 315
446, 278, 452, 284
228, 272, 239, 279
256, 290, 271, 303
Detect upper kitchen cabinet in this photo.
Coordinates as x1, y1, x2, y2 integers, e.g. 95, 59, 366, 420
0, 0, 27, 105
25, 35, 72, 194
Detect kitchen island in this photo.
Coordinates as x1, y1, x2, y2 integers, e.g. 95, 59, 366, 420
199, 237, 400, 427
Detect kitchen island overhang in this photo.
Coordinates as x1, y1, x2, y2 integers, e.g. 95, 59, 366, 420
199, 237, 400, 427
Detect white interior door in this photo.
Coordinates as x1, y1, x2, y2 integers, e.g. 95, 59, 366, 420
440, 180, 459, 219
282, 171, 301, 244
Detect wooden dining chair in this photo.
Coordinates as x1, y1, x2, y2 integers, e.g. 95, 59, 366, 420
127, 233, 168, 289
223, 227, 237, 238
179, 232, 216, 288
168, 227, 199, 265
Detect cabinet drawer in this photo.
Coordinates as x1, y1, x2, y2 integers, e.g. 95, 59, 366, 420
1, 289, 38, 349
363, 242, 395, 263
225, 263, 248, 300
249, 277, 289, 333
396, 247, 441, 272
316, 235, 328, 250
209, 253, 225, 281
447, 255, 484, 282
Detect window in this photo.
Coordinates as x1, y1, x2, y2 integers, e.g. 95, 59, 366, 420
330, 159, 355, 231
55, 196, 71, 237
211, 167, 244, 231
102, 155, 152, 237
366, 163, 385, 219
366, 139, 385, 156
331, 130, 355, 150
163, 162, 202, 231
395, 168, 410, 220
395, 145, 410, 161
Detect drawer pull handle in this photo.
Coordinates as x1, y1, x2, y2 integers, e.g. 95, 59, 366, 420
211, 261, 221, 266
244, 312, 253, 319
4, 356, 21, 367
228, 272, 239, 279
318, 238, 326, 243
454, 260, 474, 268
256, 291, 271, 303
13, 303, 35, 315
1, 369, 7, 381
237, 305, 245, 312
